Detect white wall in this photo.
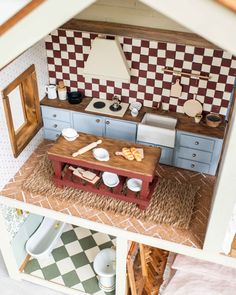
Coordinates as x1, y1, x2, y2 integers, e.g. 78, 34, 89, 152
0, 0, 31, 25
0, 39, 48, 190
76, 0, 190, 32
204, 87, 236, 253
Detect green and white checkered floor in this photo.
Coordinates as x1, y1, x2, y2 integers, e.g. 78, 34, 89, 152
24, 224, 116, 295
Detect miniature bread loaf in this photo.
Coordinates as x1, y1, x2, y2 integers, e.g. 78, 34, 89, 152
122, 147, 134, 160
130, 147, 142, 162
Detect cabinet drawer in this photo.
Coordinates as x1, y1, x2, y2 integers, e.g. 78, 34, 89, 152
175, 157, 210, 173
176, 147, 212, 164
44, 129, 61, 140
43, 118, 70, 131
41, 106, 70, 122
178, 133, 215, 152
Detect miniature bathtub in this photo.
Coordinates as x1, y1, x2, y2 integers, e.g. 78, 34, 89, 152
25, 217, 65, 259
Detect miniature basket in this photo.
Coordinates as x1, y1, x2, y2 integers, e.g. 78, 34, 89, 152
206, 113, 222, 128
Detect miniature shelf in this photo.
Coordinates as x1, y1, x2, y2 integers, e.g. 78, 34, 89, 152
52, 163, 158, 209
162, 67, 211, 80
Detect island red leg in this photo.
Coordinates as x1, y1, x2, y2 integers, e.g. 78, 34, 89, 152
51, 160, 63, 188
138, 180, 150, 210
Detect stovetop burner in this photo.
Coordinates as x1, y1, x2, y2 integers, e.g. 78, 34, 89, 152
93, 101, 106, 109
109, 105, 122, 112
85, 98, 129, 118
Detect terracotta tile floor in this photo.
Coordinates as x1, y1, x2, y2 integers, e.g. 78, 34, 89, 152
0, 140, 216, 249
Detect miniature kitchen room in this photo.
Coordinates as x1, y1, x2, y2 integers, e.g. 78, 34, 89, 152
0, 1, 236, 295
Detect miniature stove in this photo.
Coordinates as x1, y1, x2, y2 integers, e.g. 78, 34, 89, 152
85, 98, 129, 117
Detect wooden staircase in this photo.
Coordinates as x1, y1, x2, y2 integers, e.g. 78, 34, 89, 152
126, 242, 169, 295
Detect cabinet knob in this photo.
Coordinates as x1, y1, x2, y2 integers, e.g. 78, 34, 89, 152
53, 124, 58, 128
53, 114, 57, 118
192, 153, 196, 158
195, 141, 199, 145
96, 119, 100, 123
191, 164, 195, 168
106, 121, 110, 125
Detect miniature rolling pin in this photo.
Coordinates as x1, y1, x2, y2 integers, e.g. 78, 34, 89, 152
72, 140, 102, 157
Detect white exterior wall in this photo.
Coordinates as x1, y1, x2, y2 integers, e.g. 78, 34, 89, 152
204, 92, 236, 253
0, 39, 48, 190
76, 0, 190, 32
0, 0, 96, 69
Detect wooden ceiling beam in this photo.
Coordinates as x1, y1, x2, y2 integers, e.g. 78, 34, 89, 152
61, 19, 220, 50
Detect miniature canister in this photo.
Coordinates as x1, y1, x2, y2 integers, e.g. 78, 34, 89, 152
58, 81, 67, 100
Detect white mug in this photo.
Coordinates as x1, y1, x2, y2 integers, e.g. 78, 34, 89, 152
131, 108, 139, 117
45, 85, 57, 99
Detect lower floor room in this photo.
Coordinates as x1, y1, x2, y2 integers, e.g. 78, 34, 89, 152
24, 223, 116, 295
1, 204, 236, 294
0, 206, 116, 294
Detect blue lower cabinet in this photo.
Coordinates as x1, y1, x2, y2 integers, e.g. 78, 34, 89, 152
136, 141, 173, 165
159, 145, 174, 165
174, 131, 223, 175
105, 118, 137, 142
44, 129, 61, 140
73, 113, 105, 136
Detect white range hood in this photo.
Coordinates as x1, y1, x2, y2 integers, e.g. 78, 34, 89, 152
83, 37, 131, 82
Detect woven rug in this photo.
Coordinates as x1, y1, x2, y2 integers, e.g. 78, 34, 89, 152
22, 156, 199, 229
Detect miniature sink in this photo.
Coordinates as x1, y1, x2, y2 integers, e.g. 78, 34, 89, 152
137, 113, 177, 148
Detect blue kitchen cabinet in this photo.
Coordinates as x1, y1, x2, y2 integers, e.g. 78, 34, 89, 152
72, 112, 105, 136
105, 118, 137, 142
41, 106, 137, 140
136, 140, 174, 165
174, 131, 223, 175
41, 106, 72, 140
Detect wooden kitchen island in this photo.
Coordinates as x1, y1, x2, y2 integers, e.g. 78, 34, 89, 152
47, 133, 161, 209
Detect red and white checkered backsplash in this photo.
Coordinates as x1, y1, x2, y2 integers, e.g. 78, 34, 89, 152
45, 29, 236, 117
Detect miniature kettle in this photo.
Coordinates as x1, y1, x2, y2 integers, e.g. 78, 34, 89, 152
112, 95, 121, 110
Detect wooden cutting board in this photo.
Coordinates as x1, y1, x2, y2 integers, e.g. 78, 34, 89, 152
170, 79, 182, 98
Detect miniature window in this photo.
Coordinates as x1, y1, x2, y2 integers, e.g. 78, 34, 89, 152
2, 64, 42, 157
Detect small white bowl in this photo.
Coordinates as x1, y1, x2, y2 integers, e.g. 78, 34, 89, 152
93, 148, 110, 161
62, 128, 78, 139
64, 135, 79, 141
102, 172, 119, 187
129, 102, 142, 111
127, 178, 142, 192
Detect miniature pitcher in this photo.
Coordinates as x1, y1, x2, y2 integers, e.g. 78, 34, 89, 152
45, 85, 57, 99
